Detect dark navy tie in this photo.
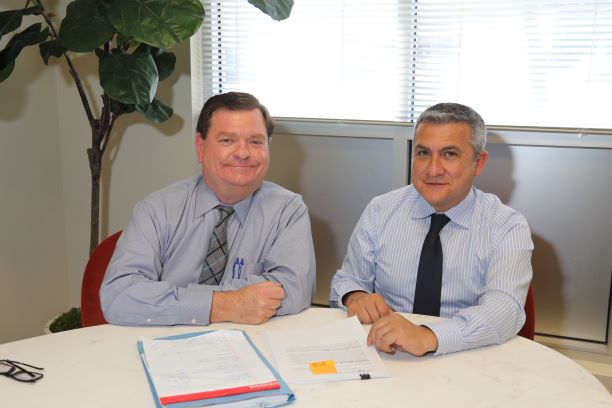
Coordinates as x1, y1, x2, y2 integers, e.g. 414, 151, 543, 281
413, 213, 451, 316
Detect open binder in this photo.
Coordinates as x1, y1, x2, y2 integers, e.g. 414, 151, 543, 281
137, 330, 295, 408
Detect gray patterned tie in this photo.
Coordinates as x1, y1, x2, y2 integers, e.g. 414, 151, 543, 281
199, 205, 235, 285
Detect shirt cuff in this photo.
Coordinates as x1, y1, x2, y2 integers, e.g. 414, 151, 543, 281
424, 319, 463, 356
177, 284, 215, 325
331, 282, 371, 309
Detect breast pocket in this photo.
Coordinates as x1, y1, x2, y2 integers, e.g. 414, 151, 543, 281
244, 261, 264, 275
231, 258, 264, 279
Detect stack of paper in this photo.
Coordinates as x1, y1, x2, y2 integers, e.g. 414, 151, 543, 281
265, 316, 390, 383
137, 330, 294, 407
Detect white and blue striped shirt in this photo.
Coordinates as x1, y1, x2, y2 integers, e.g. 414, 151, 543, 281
330, 185, 533, 355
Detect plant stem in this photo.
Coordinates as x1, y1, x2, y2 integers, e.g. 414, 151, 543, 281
34, 0, 95, 126
34, 0, 108, 253
88, 149, 100, 255
101, 115, 117, 156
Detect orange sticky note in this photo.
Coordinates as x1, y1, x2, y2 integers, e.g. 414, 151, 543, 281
309, 360, 337, 375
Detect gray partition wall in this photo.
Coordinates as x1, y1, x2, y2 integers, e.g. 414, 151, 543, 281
475, 143, 612, 343
266, 122, 612, 350
268, 133, 395, 305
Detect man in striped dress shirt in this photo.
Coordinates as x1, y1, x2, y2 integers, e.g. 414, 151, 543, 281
330, 103, 533, 356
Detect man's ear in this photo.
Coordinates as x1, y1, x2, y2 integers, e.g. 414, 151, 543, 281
195, 133, 204, 163
474, 150, 489, 176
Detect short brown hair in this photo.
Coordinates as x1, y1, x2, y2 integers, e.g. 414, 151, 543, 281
196, 92, 274, 140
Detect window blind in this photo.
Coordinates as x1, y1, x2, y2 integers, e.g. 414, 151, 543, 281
193, 1, 612, 129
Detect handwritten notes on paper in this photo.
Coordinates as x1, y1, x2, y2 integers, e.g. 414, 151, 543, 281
140, 330, 279, 403
266, 316, 390, 383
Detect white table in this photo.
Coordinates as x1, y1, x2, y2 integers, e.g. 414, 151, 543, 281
1, 308, 610, 407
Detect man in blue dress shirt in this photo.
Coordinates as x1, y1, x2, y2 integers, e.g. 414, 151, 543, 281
101, 92, 315, 326
330, 103, 533, 356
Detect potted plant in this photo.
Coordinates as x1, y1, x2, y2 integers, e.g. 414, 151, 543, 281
44, 307, 82, 333
1, 0, 293, 333
0, 0, 293, 254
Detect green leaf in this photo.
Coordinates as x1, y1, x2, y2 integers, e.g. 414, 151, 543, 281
107, 0, 205, 49
109, 97, 136, 116
153, 50, 175, 81
135, 44, 175, 81
0, 23, 49, 70
94, 48, 106, 59
135, 96, 173, 123
58, 0, 115, 52
0, 6, 41, 40
0, 60, 15, 82
39, 40, 66, 65
248, 0, 294, 21
116, 34, 135, 49
99, 50, 158, 105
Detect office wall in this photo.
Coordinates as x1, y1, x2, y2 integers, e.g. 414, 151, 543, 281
0, 2, 68, 343
0, 0, 197, 342
475, 143, 612, 343
268, 134, 395, 304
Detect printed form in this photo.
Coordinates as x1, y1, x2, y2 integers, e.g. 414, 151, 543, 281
265, 316, 390, 383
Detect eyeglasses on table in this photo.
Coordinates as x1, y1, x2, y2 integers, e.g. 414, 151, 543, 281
0, 359, 44, 383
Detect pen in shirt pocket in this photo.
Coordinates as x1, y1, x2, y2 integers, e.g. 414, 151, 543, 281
232, 257, 244, 279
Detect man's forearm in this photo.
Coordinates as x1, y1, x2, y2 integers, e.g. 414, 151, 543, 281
209, 282, 284, 324
209, 290, 237, 323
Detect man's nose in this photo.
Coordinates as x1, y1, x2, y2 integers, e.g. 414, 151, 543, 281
233, 140, 251, 159
425, 154, 444, 176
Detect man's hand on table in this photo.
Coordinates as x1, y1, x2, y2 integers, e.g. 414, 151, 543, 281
210, 281, 285, 324
343, 291, 394, 323
367, 313, 438, 357
343, 291, 438, 357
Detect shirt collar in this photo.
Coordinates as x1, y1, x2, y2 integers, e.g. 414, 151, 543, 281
444, 188, 475, 228
195, 176, 253, 226
412, 186, 475, 229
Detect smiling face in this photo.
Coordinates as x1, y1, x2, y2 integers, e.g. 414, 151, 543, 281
411, 121, 488, 212
196, 108, 270, 204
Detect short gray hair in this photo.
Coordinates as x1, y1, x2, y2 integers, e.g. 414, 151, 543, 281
415, 103, 486, 156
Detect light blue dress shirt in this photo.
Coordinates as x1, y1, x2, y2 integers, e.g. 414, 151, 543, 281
101, 175, 316, 326
330, 185, 533, 355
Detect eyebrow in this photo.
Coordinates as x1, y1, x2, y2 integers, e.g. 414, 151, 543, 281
216, 131, 236, 138
414, 144, 460, 151
216, 132, 266, 139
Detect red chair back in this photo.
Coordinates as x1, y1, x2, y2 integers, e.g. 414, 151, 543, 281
518, 285, 535, 340
80, 231, 122, 327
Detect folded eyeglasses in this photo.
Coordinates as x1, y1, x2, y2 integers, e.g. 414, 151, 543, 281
0, 360, 44, 383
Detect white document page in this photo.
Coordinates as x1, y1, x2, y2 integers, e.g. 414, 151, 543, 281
265, 316, 390, 383
141, 330, 278, 400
